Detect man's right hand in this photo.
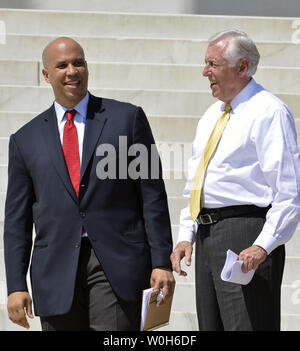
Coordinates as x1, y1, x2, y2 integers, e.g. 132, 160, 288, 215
7, 291, 34, 329
170, 241, 193, 276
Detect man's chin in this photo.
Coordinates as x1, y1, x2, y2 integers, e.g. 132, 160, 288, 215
66, 90, 86, 102
211, 89, 219, 98
56, 91, 87, 108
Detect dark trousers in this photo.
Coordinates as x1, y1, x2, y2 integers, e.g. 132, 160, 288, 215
195, 215, 285, 331
40, 238, 141, 331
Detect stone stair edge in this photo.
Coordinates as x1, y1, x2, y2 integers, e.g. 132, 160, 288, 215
2, 33, 297, 45
1, 84, 300, 96
0, 8, 297, 21
1, 58, 300, 71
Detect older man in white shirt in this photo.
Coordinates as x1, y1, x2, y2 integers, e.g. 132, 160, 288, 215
171, 29, 300, 331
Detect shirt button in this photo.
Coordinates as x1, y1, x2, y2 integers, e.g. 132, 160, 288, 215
80, 212, 86, 218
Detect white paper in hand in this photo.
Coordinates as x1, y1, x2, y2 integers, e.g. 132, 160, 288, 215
221, 249, 255, 285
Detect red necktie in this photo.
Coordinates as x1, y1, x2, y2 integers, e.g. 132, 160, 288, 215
62, 109, 80, 197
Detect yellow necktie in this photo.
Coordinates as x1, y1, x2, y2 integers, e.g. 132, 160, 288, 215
190, 103, 232, 221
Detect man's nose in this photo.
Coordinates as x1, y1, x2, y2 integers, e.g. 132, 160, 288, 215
66, 63, 77, 75
202, 64, 210, 77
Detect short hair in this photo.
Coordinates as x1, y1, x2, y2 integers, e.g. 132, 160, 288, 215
209, 29, 260, 77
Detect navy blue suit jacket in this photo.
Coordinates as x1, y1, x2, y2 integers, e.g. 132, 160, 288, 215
4, 93, 173, 317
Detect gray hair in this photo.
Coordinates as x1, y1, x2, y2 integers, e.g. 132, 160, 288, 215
209, 29, 260, 77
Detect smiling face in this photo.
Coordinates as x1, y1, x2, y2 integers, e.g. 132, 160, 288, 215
42, 38, 89, 108
202, 38, 250, 103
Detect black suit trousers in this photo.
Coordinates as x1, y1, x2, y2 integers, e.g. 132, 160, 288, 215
195, 215, 285, 331
40, 237, 141, 331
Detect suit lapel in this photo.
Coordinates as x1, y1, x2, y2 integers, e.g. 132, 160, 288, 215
81, 95, 107, 181
40, 95, 107, 203
41, 105, 78, 203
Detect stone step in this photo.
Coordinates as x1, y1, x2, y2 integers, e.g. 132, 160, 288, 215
0, 111, 200, 142
282, 257, 300, 286
164, 178, 187, 198
0, 86, 215, 117
150, 116, 198, 142
1, 59, 300, 94
285, 228, 300, 257
1, 34, 299, 67
0, 9, 297, 42
0, 138, 8, 165
281, 284, 300, 315
159, 311, 198, 331
1, 86, 299, 121
281, 314, 300, 331
0, 166, 7, 193
0, 251, 5, 283
0, 112, 36, 137
3, 0, 300, 17
0, 60, 39, 86
282, 258, 300, 285
172, 283, 196, 313
0, 279, 6, 307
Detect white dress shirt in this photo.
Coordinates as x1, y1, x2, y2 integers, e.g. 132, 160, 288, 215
178, 78, 300, 254
55, 92, 89, 236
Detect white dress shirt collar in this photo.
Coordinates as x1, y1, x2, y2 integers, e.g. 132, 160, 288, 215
221, 78, 263, 115
54, 92, 90, 123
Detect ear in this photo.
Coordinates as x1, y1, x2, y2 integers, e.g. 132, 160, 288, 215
238, 58, 249, 77
42, 68, 51, 84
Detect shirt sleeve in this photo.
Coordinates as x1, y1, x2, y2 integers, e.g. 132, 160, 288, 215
252, 107, 300, 254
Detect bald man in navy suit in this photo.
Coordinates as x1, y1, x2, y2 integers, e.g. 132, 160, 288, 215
4, 37, 175, 331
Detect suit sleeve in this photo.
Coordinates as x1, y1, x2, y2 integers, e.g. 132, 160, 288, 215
132, 107, 173, 269
4, 134, 34, 295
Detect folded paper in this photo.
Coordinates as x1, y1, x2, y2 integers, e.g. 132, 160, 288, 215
221, 249, 255, 285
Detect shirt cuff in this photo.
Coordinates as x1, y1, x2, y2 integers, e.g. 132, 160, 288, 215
177, 227, 196, 244
252, 231, 281, 255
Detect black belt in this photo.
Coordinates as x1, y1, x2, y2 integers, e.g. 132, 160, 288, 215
197, 204, 271, 225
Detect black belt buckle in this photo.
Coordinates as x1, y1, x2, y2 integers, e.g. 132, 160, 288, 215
197, 213, 216, 225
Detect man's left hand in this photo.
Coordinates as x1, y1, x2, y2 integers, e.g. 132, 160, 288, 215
238, 245, 267, 273
150, 267, 175, 305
